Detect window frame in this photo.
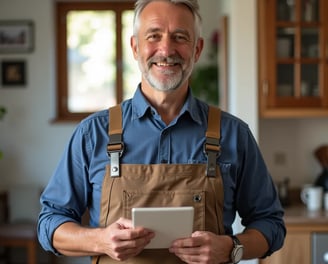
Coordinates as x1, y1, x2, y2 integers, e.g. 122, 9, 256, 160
54, 1, 135, 122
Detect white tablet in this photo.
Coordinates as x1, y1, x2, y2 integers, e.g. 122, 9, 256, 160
132, 206, 194, 249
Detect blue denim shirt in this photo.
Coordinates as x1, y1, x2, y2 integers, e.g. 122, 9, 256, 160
38, 86, 285, 256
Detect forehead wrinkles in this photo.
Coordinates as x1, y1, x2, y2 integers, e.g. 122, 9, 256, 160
144, 26, 191, 38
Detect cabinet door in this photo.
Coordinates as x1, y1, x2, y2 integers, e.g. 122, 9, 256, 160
258, 0, 328, 117
260, 232, 311, 264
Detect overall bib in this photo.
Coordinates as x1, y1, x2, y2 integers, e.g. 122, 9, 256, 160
92, 105, 225, 264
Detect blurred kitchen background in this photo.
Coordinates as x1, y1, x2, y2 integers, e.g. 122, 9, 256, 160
1, 0, 328, 263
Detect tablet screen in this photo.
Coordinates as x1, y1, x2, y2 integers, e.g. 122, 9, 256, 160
132, 206, 194, 249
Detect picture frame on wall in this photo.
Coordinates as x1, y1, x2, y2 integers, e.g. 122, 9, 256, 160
1, 60, 27, 86
0, 20, 34, 53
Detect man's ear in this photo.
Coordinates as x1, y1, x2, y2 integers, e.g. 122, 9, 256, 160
130, 36, 138, 60
194, 37, 204, 63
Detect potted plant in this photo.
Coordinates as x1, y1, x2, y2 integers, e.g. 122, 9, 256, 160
191, 30, 219, 106
0, 106, 7, 159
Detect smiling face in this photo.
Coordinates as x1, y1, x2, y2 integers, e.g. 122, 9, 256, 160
131, 1, 203, 93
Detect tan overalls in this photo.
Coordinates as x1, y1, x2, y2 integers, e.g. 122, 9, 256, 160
92, 105, 225, 264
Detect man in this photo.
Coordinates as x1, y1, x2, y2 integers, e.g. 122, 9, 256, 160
38, 0, 285, 263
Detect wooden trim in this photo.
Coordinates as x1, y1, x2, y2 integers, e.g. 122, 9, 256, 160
219, 16, 228, 111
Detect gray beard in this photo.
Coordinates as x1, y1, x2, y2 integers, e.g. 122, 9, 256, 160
138, 59, 194, 92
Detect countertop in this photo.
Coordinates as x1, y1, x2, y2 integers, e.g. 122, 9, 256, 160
283, 205, 328, 224
282, 188, 328, 228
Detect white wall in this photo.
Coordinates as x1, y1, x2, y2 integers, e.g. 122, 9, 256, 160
259, 118, 328, 187
0, 0, 76, 188
223, 0, 258, 138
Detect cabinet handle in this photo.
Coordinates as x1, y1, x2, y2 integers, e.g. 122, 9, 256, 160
262, 80, 269, 96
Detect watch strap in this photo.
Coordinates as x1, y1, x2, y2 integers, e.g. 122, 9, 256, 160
230, 235, 241, 246
228, 235, 243, 264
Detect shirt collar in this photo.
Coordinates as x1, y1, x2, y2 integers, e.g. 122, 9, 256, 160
131, 84, 203, 125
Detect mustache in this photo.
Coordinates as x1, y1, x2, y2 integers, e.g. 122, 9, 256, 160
148, 55, 184, 66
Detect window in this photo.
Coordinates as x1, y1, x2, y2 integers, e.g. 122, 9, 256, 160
55, 1, 138, 121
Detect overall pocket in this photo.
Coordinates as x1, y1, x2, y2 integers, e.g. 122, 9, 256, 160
123, 189, 205, 232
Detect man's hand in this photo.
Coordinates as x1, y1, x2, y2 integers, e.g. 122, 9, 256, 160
99, 217, 155, 261
169, 231, 232, 264
53, 217, 154, 260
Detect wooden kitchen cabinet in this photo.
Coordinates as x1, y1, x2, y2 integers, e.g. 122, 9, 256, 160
260, 206, 328, 264
260, 231, 311, 264
258, 0, 328, 118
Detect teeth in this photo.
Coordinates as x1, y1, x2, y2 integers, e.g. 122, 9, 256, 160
156, 62, 174, 67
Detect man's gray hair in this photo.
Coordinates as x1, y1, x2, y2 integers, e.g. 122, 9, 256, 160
133, 0, 202, 38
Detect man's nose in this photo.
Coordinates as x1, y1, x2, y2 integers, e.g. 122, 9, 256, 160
158, 36, 176, 57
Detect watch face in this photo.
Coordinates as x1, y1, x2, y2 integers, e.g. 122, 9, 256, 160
233, 246, 244, 262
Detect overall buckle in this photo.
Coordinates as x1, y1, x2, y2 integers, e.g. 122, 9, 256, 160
107, 134, 124, 177
204, 137, 221, 177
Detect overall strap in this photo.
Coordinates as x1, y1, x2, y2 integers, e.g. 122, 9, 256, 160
204, 106, 221, 177
107, 105, 124, 177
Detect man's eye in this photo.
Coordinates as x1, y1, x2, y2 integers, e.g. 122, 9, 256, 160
174, 35, 189, 42
147, 34, 160, 41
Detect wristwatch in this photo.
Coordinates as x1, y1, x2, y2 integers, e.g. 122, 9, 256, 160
229, 235, 244, 263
